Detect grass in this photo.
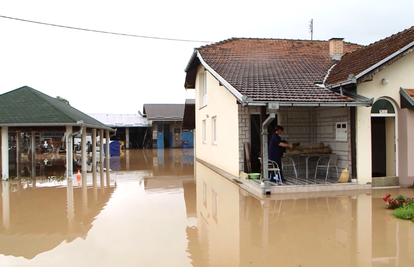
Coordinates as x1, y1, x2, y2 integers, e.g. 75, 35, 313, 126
393, 203, 414, 221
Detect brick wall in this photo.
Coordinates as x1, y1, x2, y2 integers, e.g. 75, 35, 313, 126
238, 105, 352, 176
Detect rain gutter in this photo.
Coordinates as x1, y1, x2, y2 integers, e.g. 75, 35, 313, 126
328, 40, 414, 89
197, 51, 245, 104
243, 101, 372, 108
0, 122, 115, 131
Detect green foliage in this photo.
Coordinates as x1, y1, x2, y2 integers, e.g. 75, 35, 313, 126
393, 203, 414, 220
56, 96, 70, 105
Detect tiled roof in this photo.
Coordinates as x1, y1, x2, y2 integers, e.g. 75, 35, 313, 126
88, 113, 151, 127
326, 27, 414, 86
404, 89, 414, 99
0, 86, 112, 130
143, 104, 185, 121
189, 38, 362, 103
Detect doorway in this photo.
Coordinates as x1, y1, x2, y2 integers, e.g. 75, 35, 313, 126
371, 99, 397, 177
250, 114, 278, 173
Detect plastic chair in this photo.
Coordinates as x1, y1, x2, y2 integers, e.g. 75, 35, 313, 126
258, 157, 282, 184
282, 155, 298, 179
314, 154, 339, 181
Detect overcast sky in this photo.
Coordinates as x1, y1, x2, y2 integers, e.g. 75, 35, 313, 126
0, 0, 413, 114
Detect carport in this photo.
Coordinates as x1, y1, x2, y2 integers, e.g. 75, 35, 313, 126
0, 86, 115, 188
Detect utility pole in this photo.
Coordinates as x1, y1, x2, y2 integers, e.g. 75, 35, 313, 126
309, 19, 313, 40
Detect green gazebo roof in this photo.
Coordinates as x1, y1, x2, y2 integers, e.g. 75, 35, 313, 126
0, 86, 113, 130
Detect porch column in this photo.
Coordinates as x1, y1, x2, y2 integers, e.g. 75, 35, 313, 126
1, 127, 9, 180
105, 130, 110, 188
125, 127, 130, 149
81, 127, 87, 188
16, 130, 21, 178
92, 128, 97, 189
2, 181, 10, 231
356, 107, 372, 184
99, 129, 104, 189
31, 131, 36, 180
356, 193, 372, 267
65, 126, 73, 180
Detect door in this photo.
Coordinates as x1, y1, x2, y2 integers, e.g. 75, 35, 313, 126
157, 124, 164, 149
371, 99, 397, 177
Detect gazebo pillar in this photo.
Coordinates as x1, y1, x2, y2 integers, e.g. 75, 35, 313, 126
81, 127, 87, 187
99, 129, 104, 189
1, 126, 9, 180
1, 127, 9, 180
125, 127, 130, 149
92, 128, 97, 189
16, 130, 22, 178
31, 131, 36, 180
65, 126, 73, 180
105, 130, 110, 187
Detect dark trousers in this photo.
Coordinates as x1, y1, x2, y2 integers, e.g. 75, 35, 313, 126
275, 158, 284, 180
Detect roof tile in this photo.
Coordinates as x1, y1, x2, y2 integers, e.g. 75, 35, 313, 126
196, 38, 361, 102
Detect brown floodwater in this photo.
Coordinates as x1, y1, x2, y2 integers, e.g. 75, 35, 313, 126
1, 148, 414, 267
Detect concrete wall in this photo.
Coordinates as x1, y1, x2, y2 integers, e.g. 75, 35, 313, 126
356, 51, 414, 186
195, 66, 240, 177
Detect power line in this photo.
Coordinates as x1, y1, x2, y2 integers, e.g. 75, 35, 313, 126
0, 14, 212, 43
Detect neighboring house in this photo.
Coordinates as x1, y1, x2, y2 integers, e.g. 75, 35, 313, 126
88, 113, 152, 148
325, 27, 414, 187
184, 27, 414, 187
143, 104, 193, 148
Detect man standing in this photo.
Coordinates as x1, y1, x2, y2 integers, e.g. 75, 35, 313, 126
268, 125, 293, 183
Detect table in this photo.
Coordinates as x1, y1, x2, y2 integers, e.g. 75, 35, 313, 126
299, 154, 333, 179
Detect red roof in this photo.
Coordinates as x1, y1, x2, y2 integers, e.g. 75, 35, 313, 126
326, 27, 414, 86
189, 38, 361, 103
405, 89, 414, 99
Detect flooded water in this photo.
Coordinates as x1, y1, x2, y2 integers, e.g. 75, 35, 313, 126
1, 148, 414, 266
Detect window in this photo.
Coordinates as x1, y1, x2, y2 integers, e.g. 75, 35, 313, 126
199, 71, 207, 107
212, 116, 217, 145
202, 119, 207, 144
336, 122, 347, 141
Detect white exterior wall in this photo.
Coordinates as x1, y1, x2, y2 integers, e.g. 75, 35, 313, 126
195, 66, 240, 176
356, 51, 414, 186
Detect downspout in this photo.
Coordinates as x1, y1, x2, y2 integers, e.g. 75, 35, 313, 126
261, 113, 275, 195
62, 121, 85, 180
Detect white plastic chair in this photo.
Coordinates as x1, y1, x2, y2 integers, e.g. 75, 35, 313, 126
282, 155, 298, 179
314, 154, 339, 181
258, 157, 282, 184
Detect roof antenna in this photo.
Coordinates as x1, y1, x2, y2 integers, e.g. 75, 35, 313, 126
309, 19, 313, 40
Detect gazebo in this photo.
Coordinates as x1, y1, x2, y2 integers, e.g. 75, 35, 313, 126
0, 86, 115, 182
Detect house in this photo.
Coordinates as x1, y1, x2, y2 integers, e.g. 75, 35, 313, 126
88, 113, 152, 148
184, 27, 414, 188
325, 27, 414, 187
143, 103, 193, 148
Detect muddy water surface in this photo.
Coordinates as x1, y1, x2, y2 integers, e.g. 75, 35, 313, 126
1, 148, 413, 267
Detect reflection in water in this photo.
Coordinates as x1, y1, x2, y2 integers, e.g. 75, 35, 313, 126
1, 150, 414, 266
0, 179, 114, 260
189, 162, 414, 267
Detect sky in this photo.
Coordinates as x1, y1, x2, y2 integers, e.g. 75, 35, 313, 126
0, 0, 413, 114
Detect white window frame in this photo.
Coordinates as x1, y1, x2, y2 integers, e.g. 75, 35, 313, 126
212, 116, 217, 145
202, 119, 207, 144
199, 71, 207, 107
335, 122, 347, 141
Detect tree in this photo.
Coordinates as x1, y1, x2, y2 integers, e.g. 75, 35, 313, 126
56, 96, 70, 105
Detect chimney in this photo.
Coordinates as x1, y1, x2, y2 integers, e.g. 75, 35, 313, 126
329, 38, 344, 60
